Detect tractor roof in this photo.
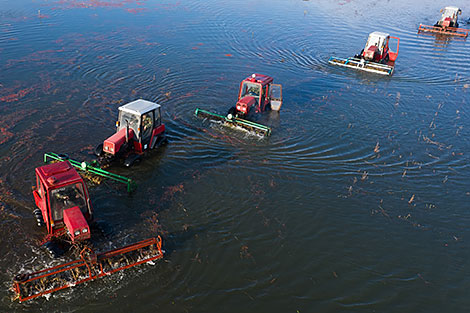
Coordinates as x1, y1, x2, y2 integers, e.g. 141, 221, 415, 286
36, 161, 83, 190
244, 73, 273, 86
119, 99, 161, 116
444, 6, 460, 12
369, 31, 390, 39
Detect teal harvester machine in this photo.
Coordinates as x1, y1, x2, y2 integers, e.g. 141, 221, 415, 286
195, 73, 283, 136
44, 152, 136, 193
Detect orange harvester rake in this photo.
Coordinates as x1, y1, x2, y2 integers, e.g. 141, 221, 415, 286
418, 24, 469, 37
13, 236, 163, 302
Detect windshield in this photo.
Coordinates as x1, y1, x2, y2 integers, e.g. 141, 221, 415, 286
366, 36, 385, 51
443, 9, 456, 17
50, 183, 88, 222
240, 82, 261, 99
118, 111, 140, 135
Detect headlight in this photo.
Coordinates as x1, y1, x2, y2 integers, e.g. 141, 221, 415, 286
74, 230, 80, 236
82, 228, 88, 233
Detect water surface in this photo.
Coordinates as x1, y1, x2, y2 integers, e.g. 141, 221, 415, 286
1, 0, 470, 312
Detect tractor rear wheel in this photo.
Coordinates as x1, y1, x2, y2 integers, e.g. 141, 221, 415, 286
124, 154, 142, 167
94, 143, 104, 157
382, 54, 389, 64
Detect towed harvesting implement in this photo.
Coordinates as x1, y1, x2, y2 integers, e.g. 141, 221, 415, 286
195, 73, 283, 136
418, 7, 469, 38
329, 31, 399, 76
12, 160, 163, 302
95, 99, 167, 167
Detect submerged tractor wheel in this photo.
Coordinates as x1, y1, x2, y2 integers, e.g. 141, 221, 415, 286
382, 54, 389, 64
57, 153, 69, 160
13, 273, 30, 283
227, 107, 237, 120
94, 143, 104, 157
124, 154, 142, 167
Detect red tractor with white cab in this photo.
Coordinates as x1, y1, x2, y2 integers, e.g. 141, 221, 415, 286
33, 160, 92, 253
95, 99, 166, 167
435, 6, 462, 28
329, 31, 399, 76
418, 7, 469, 37
356, 31, 399, 63
195, 74, 283, 136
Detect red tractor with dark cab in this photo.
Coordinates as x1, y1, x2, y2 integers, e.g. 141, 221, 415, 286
15, 159, 164, 302
33, 160, 93, 256
195, 73, 283, 136
227, 73, 283, 119
95, 99, 166, 167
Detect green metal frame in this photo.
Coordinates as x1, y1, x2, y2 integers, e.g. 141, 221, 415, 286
194, 108, 272, 136
44, 152, 137, 193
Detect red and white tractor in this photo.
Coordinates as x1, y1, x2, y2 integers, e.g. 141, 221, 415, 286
329, 31, 400, 76
419, 7, 469, 37
435, 6, 462, 28
195, 74, 283, 136
95, 99, 166, 167
356, 32, 399, 63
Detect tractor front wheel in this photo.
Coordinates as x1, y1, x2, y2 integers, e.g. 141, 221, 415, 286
227, 107, 237, 119
94, 143, 104, 157
57, 153, 69, 160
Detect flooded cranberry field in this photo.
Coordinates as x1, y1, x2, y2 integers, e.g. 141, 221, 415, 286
1, 0, 470, 311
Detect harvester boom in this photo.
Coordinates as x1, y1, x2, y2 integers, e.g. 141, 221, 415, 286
194, 108, 272, 136
44, 152, 136, 193
418, 24, 469, 37
13, 236, 163, 302
328, 57, 394, 75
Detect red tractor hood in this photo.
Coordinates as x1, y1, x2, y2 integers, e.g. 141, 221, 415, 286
363, 45, 378, 61
442, 17, 451, 27
103, 127, 135, 155
63, 206, 90, 242
236, 96, 256, 114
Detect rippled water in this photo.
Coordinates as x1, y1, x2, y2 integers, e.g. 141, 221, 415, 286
1, 0, 470, 312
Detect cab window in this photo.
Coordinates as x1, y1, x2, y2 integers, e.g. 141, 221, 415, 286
262, 85, 268, 100
49, 183, 88, 222
36, 176, 43, 198
118, 111, 140, 135
154, 108, 161, 126
240, 82, 261, 99
141, 111, 154, 140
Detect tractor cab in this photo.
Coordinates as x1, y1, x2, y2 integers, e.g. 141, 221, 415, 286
362, 32, 399, 63
33, 161, 92, 243
230, 74, 283, 118
436, 6, 462, 28
97, 99, 166, 167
